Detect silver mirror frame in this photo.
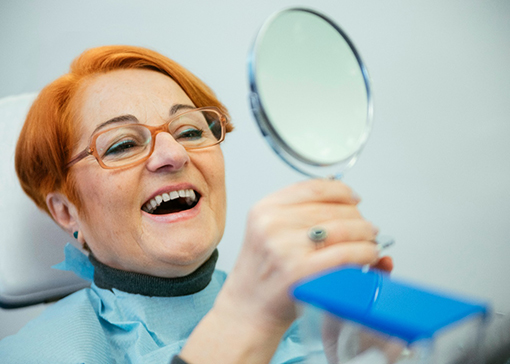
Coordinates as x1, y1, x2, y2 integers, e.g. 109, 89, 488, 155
248, 8, 374, 179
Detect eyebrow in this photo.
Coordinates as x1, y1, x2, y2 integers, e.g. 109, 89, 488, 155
92, 104, 196, 135
170, 103, 196, 115
92, 114, 138, 136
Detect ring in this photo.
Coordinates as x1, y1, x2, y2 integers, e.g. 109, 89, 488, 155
308, 227, 328, 246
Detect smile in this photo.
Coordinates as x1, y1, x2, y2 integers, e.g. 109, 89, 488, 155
142, 189, 200, 215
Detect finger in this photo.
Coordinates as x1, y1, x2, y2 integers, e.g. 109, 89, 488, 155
277, 203, 363, 227
301, 242, 379, 278
306, 220, 378, 247
264, 179, 360, 206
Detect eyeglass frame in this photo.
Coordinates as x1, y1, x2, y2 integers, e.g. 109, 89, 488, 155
66, 106, 228, 170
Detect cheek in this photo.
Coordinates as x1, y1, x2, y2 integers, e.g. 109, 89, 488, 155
192, 149, 226, 211
209, 153, 227, 217
74, 168, 136, 224
207, 151, 226, 196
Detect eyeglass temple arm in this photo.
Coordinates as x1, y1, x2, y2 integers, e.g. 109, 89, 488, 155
66, 149, 91, 169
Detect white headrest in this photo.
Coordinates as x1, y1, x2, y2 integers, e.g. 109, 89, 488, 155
0, 93, 88, 308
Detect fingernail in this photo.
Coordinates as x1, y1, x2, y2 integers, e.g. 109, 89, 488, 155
372, 224, 380, 236
351, 191, 361, 203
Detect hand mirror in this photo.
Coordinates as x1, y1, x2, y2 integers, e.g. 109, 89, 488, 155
248, 8, 372, 179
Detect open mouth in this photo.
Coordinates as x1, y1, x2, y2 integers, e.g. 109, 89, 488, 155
142, 189, 200, 215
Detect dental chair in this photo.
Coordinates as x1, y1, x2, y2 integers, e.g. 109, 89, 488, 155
0, 93, 88, 310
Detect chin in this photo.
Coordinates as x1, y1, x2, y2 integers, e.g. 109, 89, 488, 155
151, 237, 218, 268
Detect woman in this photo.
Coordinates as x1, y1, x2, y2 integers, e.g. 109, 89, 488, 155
1, 45, 391, 363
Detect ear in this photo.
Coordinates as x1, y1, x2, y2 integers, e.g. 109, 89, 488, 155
46, 192, 81, 238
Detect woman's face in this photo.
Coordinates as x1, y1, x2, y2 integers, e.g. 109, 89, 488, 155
70, 69, 227, 277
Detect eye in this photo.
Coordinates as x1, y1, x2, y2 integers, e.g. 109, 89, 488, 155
176, 128, 204, 140
104, 139, 139, 156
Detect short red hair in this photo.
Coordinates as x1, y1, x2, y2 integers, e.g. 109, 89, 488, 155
15, 45, 232, 216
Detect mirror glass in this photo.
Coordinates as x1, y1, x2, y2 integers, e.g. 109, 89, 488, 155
249, 8, 372, 178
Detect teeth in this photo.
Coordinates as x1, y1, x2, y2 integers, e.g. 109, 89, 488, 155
142, 189, 198, 213
145, 202, 152, 211
186, 190, 196, 205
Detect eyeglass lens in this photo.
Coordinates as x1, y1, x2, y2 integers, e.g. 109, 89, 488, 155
95, 109, 223, 168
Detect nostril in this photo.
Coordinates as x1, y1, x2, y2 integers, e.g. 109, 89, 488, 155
145, 134, 190, 172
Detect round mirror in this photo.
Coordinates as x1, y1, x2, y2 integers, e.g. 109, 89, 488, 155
248, 8, 372, 179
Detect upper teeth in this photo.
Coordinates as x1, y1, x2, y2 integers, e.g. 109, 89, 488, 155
142, 189, 197, 213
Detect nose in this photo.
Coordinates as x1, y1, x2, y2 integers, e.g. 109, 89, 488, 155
145, 132, 190, 172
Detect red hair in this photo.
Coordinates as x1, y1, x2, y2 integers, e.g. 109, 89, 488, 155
15, 45, 232, 216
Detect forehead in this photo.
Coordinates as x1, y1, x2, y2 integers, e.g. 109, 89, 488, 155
74, 69, 194, 133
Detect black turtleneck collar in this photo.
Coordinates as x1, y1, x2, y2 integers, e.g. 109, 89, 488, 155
88, 249, 218, 297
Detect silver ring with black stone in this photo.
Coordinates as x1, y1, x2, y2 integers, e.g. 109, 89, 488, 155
308, 227, 328, 248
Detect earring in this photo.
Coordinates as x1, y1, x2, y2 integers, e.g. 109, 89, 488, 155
73, 231, 78, 239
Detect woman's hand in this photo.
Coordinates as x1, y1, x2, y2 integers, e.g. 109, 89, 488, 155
219, 179, 388, 326
181, 179, 392, 363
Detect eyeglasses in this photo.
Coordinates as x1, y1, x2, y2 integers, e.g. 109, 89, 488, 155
66, 107, 227, 169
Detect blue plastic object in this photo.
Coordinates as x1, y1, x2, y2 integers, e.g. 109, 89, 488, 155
292, 266, 489, 344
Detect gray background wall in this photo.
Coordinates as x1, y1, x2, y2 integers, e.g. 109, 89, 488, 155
1, 0, 509, 339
